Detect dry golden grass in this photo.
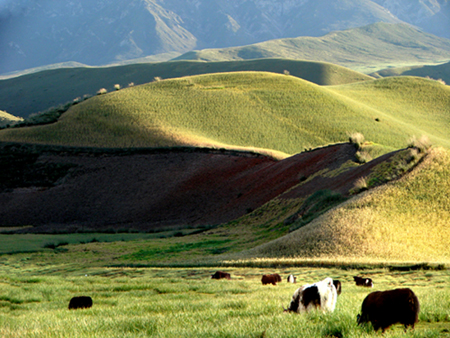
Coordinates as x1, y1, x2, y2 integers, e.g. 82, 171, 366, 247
232, 147, 450, 264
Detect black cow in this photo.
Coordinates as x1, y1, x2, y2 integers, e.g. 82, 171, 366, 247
357, 288, 420, 333
211, 271, 231, 280
68, 296, 93, 310
261, 273, 282, 285
333, 280, 342, 295
353, 276, 373, 287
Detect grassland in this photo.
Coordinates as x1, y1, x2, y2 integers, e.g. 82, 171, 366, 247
175, 23, 450, 74
0, 263, 449, 338
1, 72, 449, 158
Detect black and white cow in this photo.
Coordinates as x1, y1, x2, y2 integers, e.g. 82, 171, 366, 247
354, 276, 373, 287
284, 277, 338, 313
287, 274, 297, 283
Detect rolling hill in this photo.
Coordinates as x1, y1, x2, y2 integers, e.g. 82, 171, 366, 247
0, 59, 374, 119
233, 146, 450, 264
174, 23, 450, 73
1, 72, 449, 156
371, 60, 450, 84
0, 70, 449, 263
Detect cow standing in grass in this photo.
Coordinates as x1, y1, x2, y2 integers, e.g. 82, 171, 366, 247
262, 273, 282, 285
284, 277, 338, 313
357, 288, 420, 333
68, 296, 93, 310
211, 271, 231, 280
354, 276, 373, 287
287, 274, 297, 283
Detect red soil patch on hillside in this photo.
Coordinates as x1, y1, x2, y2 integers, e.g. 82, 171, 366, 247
0, 143, 398, 233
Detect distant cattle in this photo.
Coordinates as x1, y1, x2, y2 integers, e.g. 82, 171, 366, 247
354, 276, 373, 287
287, 274, 297, 283
357, 288, 420, 333
261, 273, 282, 285
211, 271, 231, 280
68, 296, 93, 310
284, 277, 338, 313
333, 280, 342, 295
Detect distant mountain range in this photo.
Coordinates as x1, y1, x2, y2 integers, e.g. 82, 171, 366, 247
0, 0, 449, 74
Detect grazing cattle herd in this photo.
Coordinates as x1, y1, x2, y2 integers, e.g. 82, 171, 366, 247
69, 271, 422, 333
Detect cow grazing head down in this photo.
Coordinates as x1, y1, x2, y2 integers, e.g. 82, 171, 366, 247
68, 296, 93, 310
357, 288, 420, 333
287, 274, 297, 283
285, 277, 338, 313
211, 271, 231, 280
261, 273, 282, 285
353, 276, 373, 287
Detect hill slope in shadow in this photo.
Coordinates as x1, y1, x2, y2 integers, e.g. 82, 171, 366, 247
0, 142, 402, 233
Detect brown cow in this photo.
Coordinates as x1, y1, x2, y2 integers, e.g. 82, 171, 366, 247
261, 273, 282, 285
353, 276, 373, 287
357, 288, 420, 333
211, 271, 231, 280
68, 296, 93, 310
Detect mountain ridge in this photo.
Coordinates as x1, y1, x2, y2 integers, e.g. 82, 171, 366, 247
1, 0, 449, 74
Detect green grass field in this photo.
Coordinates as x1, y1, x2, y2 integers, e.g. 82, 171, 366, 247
0, 264, 449, 338
1, 72, 449, 158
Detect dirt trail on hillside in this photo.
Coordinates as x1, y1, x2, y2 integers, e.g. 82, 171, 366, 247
0, 143, 398, 233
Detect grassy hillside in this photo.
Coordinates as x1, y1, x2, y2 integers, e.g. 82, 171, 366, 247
234, 147, 450, 264
1, 72, 449, 157
0, 59, 373, 118
0, 147, 446, 266
371, 60, 450, 85
174, 23, 450, 73
0, 110, 23, 128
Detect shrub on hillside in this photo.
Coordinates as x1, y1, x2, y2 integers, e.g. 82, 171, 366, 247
97, 88, 107, 95
114, 84, 121, 90
13, 102, 73, 127
350, 177, 368, 195
348, 132, 365, 149
355, 150, 372, 164
408, 135, 431, 153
